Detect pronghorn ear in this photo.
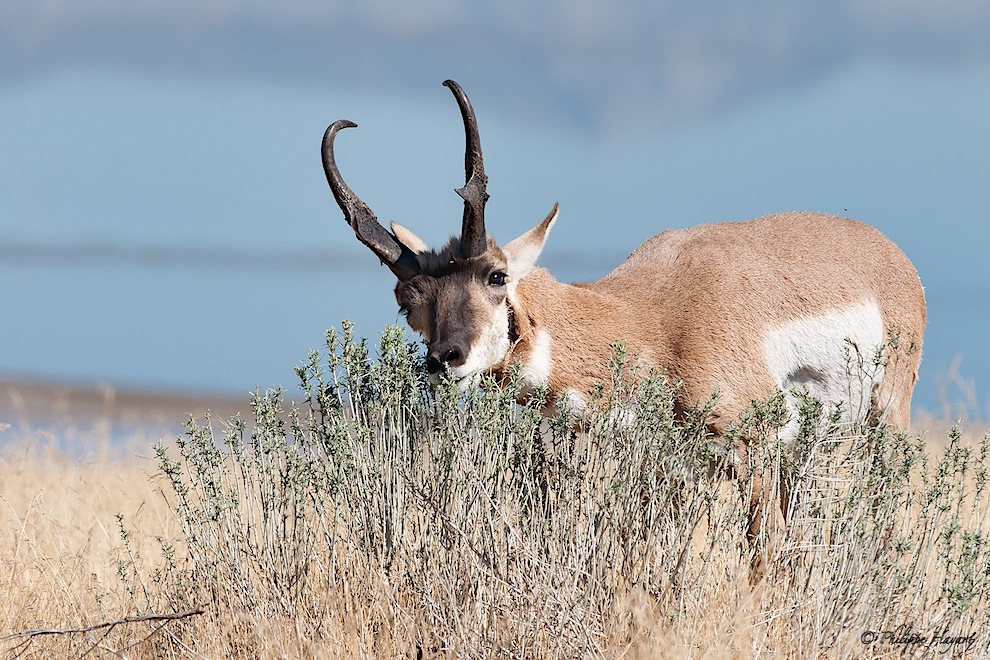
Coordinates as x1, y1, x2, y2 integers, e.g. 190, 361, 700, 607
503, 203, 559, 279
390, 221, 430, 254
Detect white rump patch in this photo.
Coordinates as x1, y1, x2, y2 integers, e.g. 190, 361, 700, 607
764, 300, 885, 442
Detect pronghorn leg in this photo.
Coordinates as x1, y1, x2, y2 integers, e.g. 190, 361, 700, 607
738, 437, 791, 584
746, 475, 776, 582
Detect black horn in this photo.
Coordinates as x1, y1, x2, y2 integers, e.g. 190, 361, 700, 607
444, 80, 489, 259
322, 120, 420, 280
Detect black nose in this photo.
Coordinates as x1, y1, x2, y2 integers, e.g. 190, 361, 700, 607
426, 347, 463, 375
425, 355, 444, 375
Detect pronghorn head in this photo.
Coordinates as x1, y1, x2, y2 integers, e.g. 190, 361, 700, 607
322, 80, 558, 387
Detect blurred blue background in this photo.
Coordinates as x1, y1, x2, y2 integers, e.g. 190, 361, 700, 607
1, 1, 988, 418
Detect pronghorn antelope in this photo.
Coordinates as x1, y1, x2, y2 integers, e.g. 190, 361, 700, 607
321, 80, 926, 566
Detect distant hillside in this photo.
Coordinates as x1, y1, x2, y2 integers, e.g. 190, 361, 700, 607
3, 1, 989, 133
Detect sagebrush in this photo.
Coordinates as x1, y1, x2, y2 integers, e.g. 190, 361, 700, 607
144, 322, 990, 657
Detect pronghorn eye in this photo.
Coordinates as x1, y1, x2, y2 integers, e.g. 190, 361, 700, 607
488, 271, 507, 287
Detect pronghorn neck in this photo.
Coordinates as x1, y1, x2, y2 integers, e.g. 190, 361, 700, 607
497, 268, 643, 408
497, 279, 545, 393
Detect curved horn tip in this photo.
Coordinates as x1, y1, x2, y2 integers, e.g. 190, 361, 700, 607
443, 80, 472, 107
324, 119, 358, 139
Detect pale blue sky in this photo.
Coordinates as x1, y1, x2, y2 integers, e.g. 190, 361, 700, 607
1, 2, 989, 416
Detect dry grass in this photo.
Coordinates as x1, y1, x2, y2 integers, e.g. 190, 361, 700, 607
2, 324, 989, 658
0, 440, 179, 657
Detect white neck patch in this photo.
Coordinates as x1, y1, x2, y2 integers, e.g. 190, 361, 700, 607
520, 329, 553, 392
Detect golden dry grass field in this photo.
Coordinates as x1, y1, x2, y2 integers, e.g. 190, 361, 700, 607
2, 345, 989, 660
